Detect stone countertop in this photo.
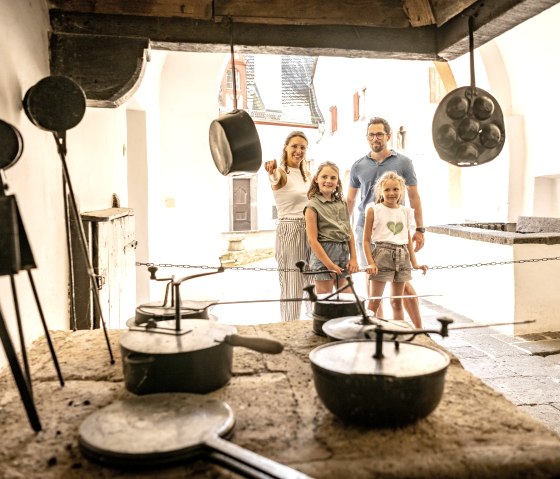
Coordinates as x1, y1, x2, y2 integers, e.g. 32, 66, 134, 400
1, 321, 560, 479
428, 224, 560, 245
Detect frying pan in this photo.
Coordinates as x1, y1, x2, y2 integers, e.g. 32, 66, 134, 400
78, 393, 311, 478
23, 76, 86, 133
0, 120, 24, 170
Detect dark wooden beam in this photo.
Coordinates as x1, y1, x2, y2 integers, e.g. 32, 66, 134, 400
50, 10, 438, 59
50, 33, 149, 108
436, 0, 559, 60
47, 0, 556, 106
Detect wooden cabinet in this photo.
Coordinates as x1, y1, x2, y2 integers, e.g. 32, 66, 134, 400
71, 208, 136, 330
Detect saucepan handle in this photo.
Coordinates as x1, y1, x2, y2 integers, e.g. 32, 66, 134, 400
223, 334, 284, 354
205, 435, 312, 479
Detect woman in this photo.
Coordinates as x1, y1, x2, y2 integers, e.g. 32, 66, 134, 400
264, 131, 311, 321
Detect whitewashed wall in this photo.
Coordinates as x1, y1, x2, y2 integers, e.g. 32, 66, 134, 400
0, 0, 132, 369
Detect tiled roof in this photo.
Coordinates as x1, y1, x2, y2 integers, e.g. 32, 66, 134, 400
221, 54, 323, 125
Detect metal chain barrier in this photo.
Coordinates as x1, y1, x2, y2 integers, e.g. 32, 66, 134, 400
136, 255, 560, 273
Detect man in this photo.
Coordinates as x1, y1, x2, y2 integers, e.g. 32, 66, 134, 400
346, 117, 425, 327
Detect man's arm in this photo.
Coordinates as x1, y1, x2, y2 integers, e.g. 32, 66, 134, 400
346, 186, 360, 222
407, 185, 425, 252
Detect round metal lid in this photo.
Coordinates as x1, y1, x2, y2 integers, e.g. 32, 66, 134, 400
310, 340, 450, 377
315, 292, 361, 304
23, 76, 86, 132
125, 313, 218, 329
119, 319, 237, 355
79, 393, 235, 467
0, 120, 24, 170
432, 86, 505, 167
322, 315, 410, 341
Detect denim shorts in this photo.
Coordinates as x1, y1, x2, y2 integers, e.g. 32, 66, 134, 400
309, 241, 350, 281
369, 242, 412, 283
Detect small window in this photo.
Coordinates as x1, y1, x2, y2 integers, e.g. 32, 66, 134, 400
329, 106, 338, 133
226, 68, 240, 91
353, 92, 360, 122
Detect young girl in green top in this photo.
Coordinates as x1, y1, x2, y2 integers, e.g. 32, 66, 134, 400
304, 161, 359, 294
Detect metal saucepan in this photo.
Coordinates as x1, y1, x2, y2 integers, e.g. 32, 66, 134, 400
209, 109, 262, 175
310, 317, 536, 427
23, 76, 86, 133
128, 266, 224, 326
0, 119, 24, 170
120, 319, 284, 395
309, 320, 453, 427
310, 335, 450, 427
208, 29, 262, 176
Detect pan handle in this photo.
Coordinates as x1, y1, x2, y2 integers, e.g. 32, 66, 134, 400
124, 352, 156, 366
223, 335, 284, 354
205, 434, 312, 479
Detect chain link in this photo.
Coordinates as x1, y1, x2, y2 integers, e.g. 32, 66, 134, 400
136, 256, 560, 273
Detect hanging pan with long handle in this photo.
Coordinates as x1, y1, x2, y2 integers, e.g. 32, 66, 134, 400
432, 16, 505, 167
22, 75, 115, 364
209, 20, 262, 176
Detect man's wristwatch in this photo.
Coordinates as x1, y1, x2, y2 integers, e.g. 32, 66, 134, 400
415, 227, 426, 234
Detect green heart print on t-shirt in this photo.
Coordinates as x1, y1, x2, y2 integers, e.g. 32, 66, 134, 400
387, 221, 404, 235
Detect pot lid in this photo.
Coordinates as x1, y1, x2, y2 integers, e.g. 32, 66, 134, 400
310, 340, 449, 378
135, 299, 217, 321
322, 315, 410, 341
78, 393, 235, 467
119, 319, 237, 354
0, 120, 24, 170
125, 313, 218, 329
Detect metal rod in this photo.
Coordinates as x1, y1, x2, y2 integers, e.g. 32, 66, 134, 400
27, 270, 65, 387
10, 275, 32, 392
469, 16, 476, 90
63, 178, 78, 331
54, 132, 115, 364
0, 304, 41, 432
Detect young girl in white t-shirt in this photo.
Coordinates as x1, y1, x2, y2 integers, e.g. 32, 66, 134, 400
363, 171, 428, 322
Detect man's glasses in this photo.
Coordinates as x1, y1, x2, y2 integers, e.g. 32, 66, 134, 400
367, 132, 387, 139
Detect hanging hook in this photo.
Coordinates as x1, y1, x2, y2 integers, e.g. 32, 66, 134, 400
228, 17, 238, 110
468, 15, 476, 92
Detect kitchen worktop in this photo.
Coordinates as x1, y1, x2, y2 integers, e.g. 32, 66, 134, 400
1, 320, 560, 478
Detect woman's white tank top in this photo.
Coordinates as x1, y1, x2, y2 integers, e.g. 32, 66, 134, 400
273, 167, 308, 219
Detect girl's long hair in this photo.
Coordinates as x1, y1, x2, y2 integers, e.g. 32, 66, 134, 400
307, 161, 344, 200
373, 171, 406, 203
280, 131, 309, 181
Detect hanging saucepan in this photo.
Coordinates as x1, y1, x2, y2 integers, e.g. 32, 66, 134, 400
432, 86, 505, 167
209, 109, 262, 175
23, 76, 86, 133
0, 120, 24, 170
309, 322, 452, 427
120, 319, 284, 395
208, 22, 262, 176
